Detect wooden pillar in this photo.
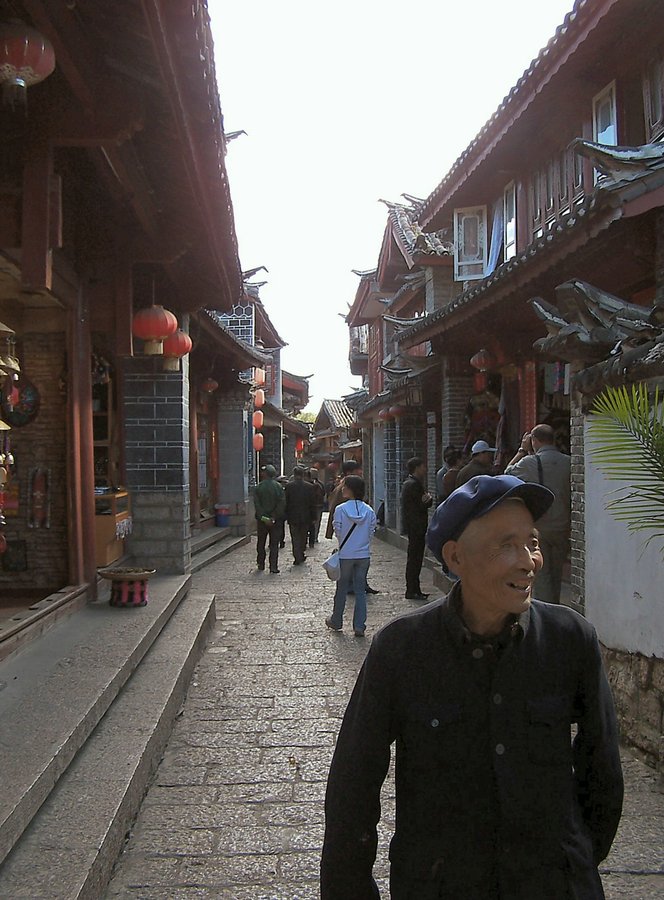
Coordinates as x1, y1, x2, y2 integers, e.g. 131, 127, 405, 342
68, 284, 97, 594
21, 133, 53, 292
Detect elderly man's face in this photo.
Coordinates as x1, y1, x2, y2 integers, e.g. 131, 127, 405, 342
443, 500, 543, 630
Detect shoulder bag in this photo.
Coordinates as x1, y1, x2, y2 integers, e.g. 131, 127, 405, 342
322, 522, 357, 581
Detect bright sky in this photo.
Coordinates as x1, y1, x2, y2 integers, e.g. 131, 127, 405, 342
209, 0, 575, 413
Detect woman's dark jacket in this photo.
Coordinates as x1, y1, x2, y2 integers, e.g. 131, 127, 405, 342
320, 588, 623, 900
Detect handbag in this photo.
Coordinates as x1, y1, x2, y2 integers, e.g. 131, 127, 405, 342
322, 522, 357, 581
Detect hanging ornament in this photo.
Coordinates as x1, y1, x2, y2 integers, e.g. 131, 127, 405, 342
295, 437, 304, 453
253, 388, 265, 408
377, 407, 392, 421
252, 432, 264, 451
0, 21, 56, 110
200, 377, 219, 394
132, 304, 178, 355
161, 329, 192, 372
254, 367, 266, 386
252, 410, 264, 429
470, 349, 496, 372
389, 405, 407, 418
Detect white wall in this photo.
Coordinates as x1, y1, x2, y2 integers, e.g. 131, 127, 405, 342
584, 421, 664, 657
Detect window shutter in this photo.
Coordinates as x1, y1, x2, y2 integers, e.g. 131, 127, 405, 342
454, 206, 487, 281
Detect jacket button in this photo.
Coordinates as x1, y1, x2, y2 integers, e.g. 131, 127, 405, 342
495, 743, 505, 755
431, 718, 440, 728
493, 693, 502, 705
472, 648, 484, 659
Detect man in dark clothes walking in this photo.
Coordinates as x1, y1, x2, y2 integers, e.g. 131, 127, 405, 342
253, 465, 285, 574
400, 456, 433, 600
285, 466, 316, 565
321, 475, 623, 899
308, 468, 326, 547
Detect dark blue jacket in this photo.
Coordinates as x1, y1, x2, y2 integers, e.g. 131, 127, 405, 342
321, 588, 623, 900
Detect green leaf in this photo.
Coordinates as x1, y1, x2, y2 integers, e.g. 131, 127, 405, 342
588, 384, 664, 553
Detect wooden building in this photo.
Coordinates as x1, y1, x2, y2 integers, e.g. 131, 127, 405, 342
348, 0, 664, 765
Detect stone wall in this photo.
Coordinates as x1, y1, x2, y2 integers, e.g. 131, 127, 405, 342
384, 421, 397, 529
0, 330, 68, 591
569, 392, 585, 614
603, 646, 664, 771
217, 400, 250, 535
441, 370, 474, 450
123, 356, 190, 573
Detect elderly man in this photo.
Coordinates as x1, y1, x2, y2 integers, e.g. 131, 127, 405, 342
505, 423, 571, 603
321, 475, 623, 900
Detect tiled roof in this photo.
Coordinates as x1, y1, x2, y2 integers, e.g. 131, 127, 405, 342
380, 200, 453, 261
322, 399, 355, 430
398, 150, 664, 348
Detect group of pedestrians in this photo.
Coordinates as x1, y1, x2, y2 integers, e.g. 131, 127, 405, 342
253, 463, 326, 574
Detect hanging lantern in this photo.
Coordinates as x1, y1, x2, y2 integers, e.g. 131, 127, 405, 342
377, 407, 391, 421
389, 405, 407, 418
201, 377, 219, 394
470, 348, 496, 372
295, 437, 304, 452
254, 366, 266, 386
132, 305, 178, 355
473, 372, 488, 392
253, 432, 264, 451
254, 388, 265, 408
0, 22, 56, 110
252, 410, 264, 429
161, 329, 192, 372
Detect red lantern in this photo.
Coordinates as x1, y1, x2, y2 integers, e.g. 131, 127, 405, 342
295, 437, 304, 452
201, 377, 219, 393
252, 410, 264, 429
473, 372, 488, 392
132, 305, 178, 355
162, 329, 192, 371
470, 349, 496, 372
378, 407, 391, 421
253, 432, 264, 451
254, 367, 266, 386
389, 405, 406, 418
0, 22, 55, 109
254, 388, 265, 408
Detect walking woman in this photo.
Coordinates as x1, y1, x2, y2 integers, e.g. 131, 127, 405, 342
325, 475, 376, 637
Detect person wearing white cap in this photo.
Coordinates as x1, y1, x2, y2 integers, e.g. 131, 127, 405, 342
455, 439, 497, 488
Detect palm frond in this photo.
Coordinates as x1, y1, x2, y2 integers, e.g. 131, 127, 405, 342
588, 384, 664, 552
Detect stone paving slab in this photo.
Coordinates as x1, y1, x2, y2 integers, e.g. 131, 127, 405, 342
106, 522, 664, 899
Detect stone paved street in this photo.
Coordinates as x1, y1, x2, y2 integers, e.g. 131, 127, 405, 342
106, 521, 664, 899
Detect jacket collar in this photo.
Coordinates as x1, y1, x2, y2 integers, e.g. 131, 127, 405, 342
441, 580, 530, 647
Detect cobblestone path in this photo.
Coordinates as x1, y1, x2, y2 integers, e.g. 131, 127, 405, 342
106, 521, 664, 899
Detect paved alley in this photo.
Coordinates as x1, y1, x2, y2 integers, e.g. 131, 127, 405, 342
106, 523, 664, 899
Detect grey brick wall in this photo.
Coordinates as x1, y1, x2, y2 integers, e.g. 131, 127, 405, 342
384, 421, 397, 529
123, 355, 190, 574
569, 392, 585, 614
441, 370, 473, 450
217, 400, 250, 535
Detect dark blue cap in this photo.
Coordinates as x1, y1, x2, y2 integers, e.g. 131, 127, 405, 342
426, 475, 554, 562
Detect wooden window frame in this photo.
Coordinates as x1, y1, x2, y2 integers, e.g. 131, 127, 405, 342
453, 205, 488, 282
643, 54, 664, 142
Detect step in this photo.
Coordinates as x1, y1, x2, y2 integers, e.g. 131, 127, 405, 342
0, 573, 191, 867
190, 525, 230, 556
0, 589, 215, 900
190, 533, 251, 573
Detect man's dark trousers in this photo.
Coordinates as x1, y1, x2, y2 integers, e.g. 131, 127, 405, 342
290, 522, 309, 564
405, 528, 426, 595
256, 519, 280, 572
